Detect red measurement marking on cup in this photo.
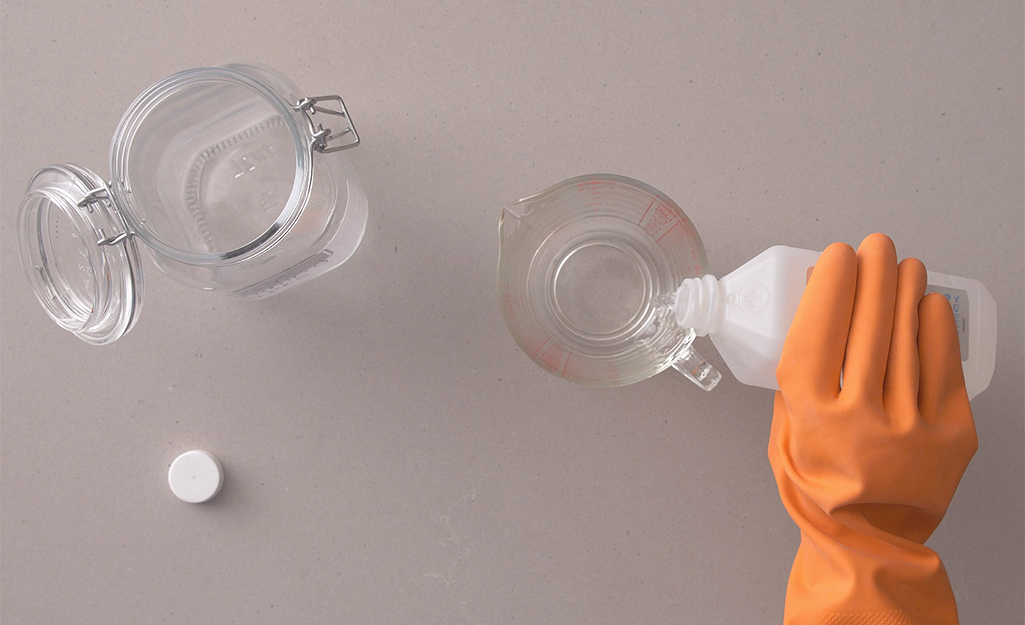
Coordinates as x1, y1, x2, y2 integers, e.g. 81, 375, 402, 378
500, 284, 520, 319
533, 339, 573, 376
539, 345, 563, 371
579, 180, 611, 208
638, 197, 657, 224
658, 224, 693, 255
655, 222, 679, 243
638, 195, 681, 242
532, 337, 553, 359
560, 350, 574, 377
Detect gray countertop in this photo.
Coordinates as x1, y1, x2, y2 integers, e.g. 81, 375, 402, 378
2, 1, 1022, 622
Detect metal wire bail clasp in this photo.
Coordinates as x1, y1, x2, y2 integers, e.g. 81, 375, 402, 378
77, 182, 132, 246
293, 95, 360, 154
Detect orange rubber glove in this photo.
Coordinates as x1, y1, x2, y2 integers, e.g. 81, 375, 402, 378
769, 233, 977, 624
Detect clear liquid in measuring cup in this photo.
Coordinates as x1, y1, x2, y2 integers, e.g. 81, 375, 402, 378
498, 174, 720, 389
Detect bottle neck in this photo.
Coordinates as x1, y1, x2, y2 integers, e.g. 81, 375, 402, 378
673, 274, 723, 337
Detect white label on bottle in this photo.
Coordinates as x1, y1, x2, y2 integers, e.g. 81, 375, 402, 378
925, 285, 969, 361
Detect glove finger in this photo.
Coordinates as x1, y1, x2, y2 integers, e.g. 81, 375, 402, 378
767, 390, 786, 469
841, 233, 898, 400
918, 292, 969, 425
918, 292, 978, 501
883, 257, 927, 418
777, 241, 857, 401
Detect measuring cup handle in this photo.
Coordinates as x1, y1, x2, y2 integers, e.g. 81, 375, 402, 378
671, 345, 722, 391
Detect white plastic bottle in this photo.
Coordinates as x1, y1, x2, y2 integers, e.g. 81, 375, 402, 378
672, 246, 997, 400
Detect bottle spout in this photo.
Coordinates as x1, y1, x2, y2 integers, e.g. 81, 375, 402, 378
673, 274, 723, 337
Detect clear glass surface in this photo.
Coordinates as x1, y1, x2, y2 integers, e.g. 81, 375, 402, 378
498, 174, 714, 387
17, 165, 143, 345
17, 64, 369, 345
109, 64, 367, 295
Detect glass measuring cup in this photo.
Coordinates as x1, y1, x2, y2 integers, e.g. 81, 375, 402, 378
497, 174, 721, 389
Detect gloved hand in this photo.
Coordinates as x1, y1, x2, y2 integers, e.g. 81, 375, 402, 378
768, 233, 977, 624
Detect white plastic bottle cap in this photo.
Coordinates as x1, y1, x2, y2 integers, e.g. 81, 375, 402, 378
168, 450, 224, 503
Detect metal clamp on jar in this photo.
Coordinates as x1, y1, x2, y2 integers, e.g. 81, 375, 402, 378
17, 63, 368, 345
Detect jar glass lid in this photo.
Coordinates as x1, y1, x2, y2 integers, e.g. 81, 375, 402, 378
17, 164, 144, 345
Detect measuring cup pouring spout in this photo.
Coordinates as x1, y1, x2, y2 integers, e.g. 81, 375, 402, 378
499, 192, 549, 243
499, 207, 523, 243
497, 174, 722, 391
502, 199, 531, 222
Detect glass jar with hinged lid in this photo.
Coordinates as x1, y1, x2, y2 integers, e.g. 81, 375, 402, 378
17, 63, 368, 345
